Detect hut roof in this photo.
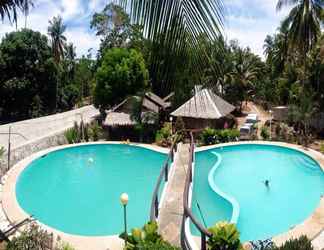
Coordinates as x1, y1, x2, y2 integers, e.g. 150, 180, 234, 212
171, 89, 235, 119
145, 92, 171, 109
103, 112, 136, 126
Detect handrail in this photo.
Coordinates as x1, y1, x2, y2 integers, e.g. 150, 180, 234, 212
182, 132, 212, 250
150, 139, 177, 221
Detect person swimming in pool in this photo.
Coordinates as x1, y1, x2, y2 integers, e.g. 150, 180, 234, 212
264, 179, 270, 188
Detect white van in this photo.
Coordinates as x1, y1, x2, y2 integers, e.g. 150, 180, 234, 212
246, 113, 258, 124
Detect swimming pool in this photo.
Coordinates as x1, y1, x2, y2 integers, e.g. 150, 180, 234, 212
14, 143, 167, 236
191, 143, 324, 242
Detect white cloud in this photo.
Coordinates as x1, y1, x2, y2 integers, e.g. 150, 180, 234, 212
65, 28, 100, 57
0, 0, 294, 59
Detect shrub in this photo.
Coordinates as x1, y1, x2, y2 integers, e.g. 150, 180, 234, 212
271, 236, 313, 250
174, 117, 186, 142
320, 142, 324, 154
200, 128, 239, 145
261, 126, 270, 140
64, 121, 104, 144
120, 221, 180, 250
207, 221, 243, 250
64, 126, 80, 144
155, 123, 172, 147
89, 121, 103, 141
6, 223, 73, 250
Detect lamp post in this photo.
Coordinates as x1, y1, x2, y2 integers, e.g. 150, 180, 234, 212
269, 110, 273, 141
120, 193, 129, 247
170, 116, 173, 135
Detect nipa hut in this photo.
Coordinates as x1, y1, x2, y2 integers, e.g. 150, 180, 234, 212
171, 88, 235, 129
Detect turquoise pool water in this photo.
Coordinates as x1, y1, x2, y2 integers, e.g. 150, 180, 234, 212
191, 144, 324, 241
16, 144, 166, 236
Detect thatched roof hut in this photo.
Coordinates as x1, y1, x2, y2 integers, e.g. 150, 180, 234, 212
171, 89, 235, 129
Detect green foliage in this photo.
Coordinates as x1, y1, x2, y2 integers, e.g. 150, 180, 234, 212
89, 121, 103, 141
64, 123, 81, 144
174, 117, 186, 142
6, 223, 53, 250
155, 123, 172, 147
200, 128, 240, 146
271, 236, 313, 250
261, 126, 270, 140
120, 221, 180, 250
94, 48, 148, 109
116, 0, 223, 97
0, 29, 58, 121
64, 121, 104, 144
207, 221, 242, 250
320, 142, 324, 154
6, 223, 75, 250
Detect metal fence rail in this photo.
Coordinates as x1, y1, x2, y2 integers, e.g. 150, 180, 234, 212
182, 132, 212, 250
150, 141, 177, 221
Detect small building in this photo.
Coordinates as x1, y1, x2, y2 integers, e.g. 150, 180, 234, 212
272, 106, 289, 122
103, 92, 172, 141
170, 88, 235, 129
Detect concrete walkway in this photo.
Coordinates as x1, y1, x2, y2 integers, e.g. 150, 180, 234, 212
0, 105, 99, 151
158, 143, 190, 247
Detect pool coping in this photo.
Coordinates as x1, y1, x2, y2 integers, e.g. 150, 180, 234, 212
1, 141, 169, 250
194, 141, 324, 248
208, 152, 240, 224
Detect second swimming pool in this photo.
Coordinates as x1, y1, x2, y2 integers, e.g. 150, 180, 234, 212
191, 144, 324, 241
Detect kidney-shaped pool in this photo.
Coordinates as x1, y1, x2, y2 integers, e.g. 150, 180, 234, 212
191, 144, 324, 241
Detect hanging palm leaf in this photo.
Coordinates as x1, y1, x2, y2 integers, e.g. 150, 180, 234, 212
0, 0, 33, 25
118, 0, 225, 97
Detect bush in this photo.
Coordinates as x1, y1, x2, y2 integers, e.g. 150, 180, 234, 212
261, 126, 270, 140
174, 117, 186, 142
155, 123, 172, 147
6, 223, 75, 250
64, 121, 104, 144
271, 236, 313, 250
89, 121, 103, 141
64, 126, 80, 144
207, 221, 242, 250
94, 48, 148, 110
119, 221, 180, 250
200, 128, 239, 145
320, 142, 324, 154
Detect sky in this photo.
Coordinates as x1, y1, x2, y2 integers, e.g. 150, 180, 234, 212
0, 0, 290, 59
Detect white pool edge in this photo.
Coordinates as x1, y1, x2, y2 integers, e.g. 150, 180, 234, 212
189, 141, 324, 249
1, 141, 169, 250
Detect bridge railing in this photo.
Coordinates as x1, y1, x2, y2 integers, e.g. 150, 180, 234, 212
182, 132, 212, 250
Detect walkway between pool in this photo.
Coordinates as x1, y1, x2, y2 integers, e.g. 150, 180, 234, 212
158, 143, 190, 247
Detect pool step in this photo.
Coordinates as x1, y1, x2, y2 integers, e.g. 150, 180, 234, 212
157, 143, 190, 247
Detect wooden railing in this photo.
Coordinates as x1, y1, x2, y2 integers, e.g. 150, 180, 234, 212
182, 132, 212, 250
150, 140, 177, 221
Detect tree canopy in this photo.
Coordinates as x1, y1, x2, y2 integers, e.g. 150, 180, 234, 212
94, 48, 148, 110
0, 29, 58, 120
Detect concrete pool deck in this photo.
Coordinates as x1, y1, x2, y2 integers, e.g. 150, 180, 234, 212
1, 141, 169, 250
193, 141, 324, 250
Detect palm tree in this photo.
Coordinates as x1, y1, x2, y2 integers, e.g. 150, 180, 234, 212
48, 16, 67, 64
0, 0, 32, 26
118, 0, 224, 96
276, 0, 323, 60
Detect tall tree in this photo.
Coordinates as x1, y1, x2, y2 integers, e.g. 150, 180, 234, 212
118, 0, 225, 96
276, 0, 323, 60
48, 16, 67, 64
0, 0, 32, 25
